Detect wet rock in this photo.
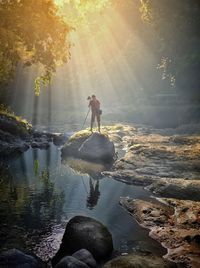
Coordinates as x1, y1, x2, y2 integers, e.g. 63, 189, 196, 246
32, 130, 52, 139
62, 132, 115, 163
0, 139, 29, 157
31, 140, 50, 149
55, 256, 90, 268
72, 249, 97, 267
52, 216, 113, 266
0, 120, 30, 158
53, 133, 68, 146
0, 114, 31, 138
103, 253, 177, 268
79, 133, 115, 162
103, 170, 156, 186
61, 132, 90, 158
146, 178, 200, 201
120, 197, 200, 267
0, 249, 43, 268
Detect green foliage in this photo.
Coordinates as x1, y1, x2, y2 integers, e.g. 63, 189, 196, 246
0, 0, 71, 94
0, 104, 15, 117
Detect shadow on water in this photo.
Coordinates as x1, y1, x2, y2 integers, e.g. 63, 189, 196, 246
0, 144, 166, 261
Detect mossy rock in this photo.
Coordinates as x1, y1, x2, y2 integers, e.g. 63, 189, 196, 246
0, 113, 31, 138
62, 132, 115, 164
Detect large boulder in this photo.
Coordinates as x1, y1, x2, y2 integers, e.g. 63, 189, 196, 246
61, 132, 115, 164
0, 249, 44, 268
103, 254, 177, 268
52, 216, 113, 266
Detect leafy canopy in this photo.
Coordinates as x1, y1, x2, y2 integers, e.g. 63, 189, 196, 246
0, 0, 71, 95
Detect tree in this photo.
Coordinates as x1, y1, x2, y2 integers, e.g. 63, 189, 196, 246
140, 0, 200, 99
0, 0, 71, 96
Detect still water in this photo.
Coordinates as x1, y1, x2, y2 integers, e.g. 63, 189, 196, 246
0, 143, 165, 262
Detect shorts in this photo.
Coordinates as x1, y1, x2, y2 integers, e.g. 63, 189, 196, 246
91, 111, 100, 123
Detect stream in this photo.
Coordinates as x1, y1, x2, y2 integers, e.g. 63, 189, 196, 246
0, 140, 165, 262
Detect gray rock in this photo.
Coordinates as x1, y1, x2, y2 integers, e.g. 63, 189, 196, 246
52, 216, 113, 266
0, 139, 29, 157
146, 178, 200, 201
32, 130, 52, 139
31, 141, 50, 149
0, 249, 43, 268
79, 133, 115, 163
53, 133, 68, 146
72, 249, 97, 267
55, 256, 90, 268
103, 254, 177, 268
62, 133, 115, 163
0, 114, 31, 138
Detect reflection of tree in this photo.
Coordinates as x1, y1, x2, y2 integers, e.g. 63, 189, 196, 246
24, 169, 65, 229
0, 165, 65, 251
86, 177, 100, 210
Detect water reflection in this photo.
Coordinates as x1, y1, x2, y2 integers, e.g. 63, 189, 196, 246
0, 144, 166, 260
87, 177, 100, 210
62, 157, 103, 209
63, 157, 106, 177
25, 169, 65, 229
0, 151, 65, 251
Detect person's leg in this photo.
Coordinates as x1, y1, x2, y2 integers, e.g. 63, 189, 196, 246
90, 112, 95, 132
97, 114, 101, 132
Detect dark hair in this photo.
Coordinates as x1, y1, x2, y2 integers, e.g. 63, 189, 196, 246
92, 94, 96, 98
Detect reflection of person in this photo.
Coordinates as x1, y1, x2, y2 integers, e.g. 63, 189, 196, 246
88, 95, 101, 132
87, 178, 100, 209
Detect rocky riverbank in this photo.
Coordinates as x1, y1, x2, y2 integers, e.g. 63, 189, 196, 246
100, 124, 200, 268
0, 113, 68, 158
120, 197, 200, 268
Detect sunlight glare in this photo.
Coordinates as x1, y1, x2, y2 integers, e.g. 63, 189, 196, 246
54, 0, 111, 28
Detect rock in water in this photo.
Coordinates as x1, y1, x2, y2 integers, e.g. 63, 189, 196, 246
78, 133, 115, 163
0, 249, 43, 268
61, 132, 115, 164
55, 256, 90, 268
72, 249, 97, 268
52, 216, 113, 266
103, 254, 177, 268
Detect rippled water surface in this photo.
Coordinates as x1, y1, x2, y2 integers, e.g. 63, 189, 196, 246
0, 143, 165, 261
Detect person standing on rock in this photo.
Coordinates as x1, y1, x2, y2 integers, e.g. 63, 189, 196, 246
88, 95, 101, 132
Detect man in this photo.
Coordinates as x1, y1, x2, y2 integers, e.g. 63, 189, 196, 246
88, 94, 101, 132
